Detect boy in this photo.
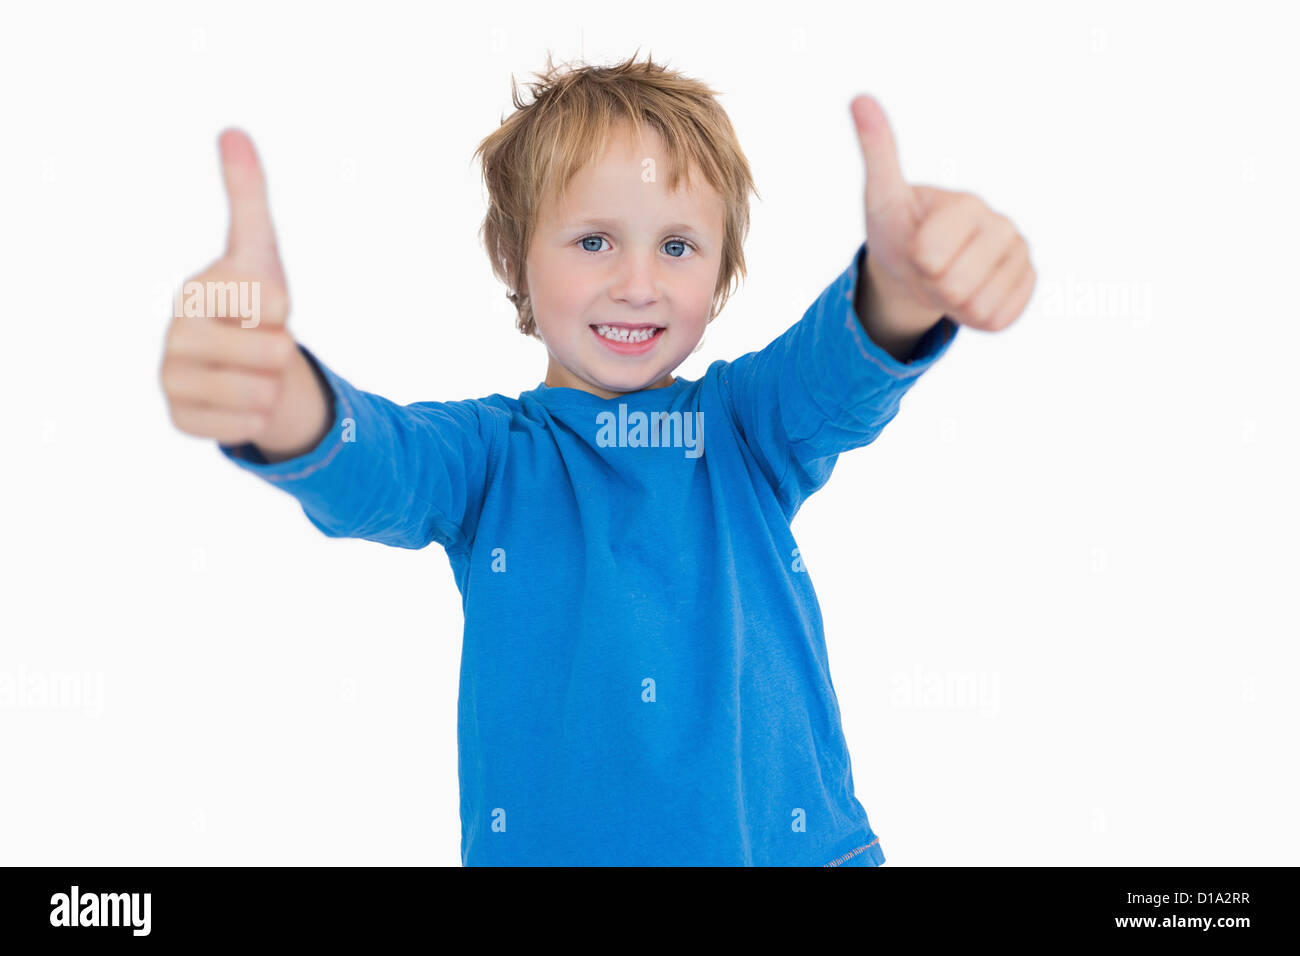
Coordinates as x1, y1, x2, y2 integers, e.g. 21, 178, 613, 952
159, 53, 1034, 865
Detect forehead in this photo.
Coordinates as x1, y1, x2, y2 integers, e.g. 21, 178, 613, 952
539, 122, 723, 226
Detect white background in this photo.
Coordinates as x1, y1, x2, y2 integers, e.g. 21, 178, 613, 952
1, 0, 1296, 866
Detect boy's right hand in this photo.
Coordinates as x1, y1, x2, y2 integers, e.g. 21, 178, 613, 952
160, 129, 330, 461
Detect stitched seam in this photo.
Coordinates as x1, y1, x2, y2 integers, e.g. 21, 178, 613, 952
844, 309, 924, 381
823, 836, 880, 867
842, 247, 919, 381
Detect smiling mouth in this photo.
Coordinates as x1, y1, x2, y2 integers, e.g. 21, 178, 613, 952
590, 323, 664, 335
590, 324, 665, 350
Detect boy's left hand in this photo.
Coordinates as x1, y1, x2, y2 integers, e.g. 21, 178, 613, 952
850, 94, 1036, 338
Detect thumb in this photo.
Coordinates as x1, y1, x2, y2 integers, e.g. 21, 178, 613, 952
218, 128, 280, 265
851, 95, 912, 216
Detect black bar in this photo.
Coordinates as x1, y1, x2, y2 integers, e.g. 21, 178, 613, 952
0, 866, 1286, 943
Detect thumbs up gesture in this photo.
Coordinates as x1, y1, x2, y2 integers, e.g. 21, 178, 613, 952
215, 127, 291, 310
161, 130, 329, 458
851, 95, 1035, 349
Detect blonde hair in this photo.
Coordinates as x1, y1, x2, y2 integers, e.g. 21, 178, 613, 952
473, 49, 760, 339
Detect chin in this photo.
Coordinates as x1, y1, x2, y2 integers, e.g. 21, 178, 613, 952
591, 368, 659, 392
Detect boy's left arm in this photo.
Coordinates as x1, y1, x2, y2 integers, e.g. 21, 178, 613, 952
714, 96, 1036, 518
849, 95, 1036, 362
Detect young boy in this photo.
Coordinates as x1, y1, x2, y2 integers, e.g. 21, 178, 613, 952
160, 53, 1034, 866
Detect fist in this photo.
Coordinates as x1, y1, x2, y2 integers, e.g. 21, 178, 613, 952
852, 95, 1036, 332
160, 129, 298, 444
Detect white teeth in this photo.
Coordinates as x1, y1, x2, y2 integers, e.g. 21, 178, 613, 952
595, 324, 658, 343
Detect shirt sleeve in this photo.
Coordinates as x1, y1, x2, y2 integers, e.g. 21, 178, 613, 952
716, 239, 958, 516
217, 343, 497, 552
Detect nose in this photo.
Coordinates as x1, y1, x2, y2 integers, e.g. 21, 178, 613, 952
609, 247, 661, 308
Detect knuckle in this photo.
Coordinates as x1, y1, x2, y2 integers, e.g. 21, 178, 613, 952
936, 274, 968, 304
244, 413, 269, 438
168, 404, 192, 433
160, 365, 183, 397
908, 239, 942, 276
1018, 265, 1035, 295
992, 215, 1016, 245
991, 293, 1022, 329
163, 320, 187, 354
967, 295, 994, 324
1010, 236, 1029, 266
266, 333, 295, 367
263, 287, 290, 323
248, 378, 278, 410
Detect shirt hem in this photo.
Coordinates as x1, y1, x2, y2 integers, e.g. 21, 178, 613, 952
823, 835, 886, 867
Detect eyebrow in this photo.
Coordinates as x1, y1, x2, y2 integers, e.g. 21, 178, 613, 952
566, 217, 707, 236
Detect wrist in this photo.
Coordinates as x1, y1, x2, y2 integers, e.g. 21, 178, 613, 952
253, 345, 333, 462
857, 250, 944, 361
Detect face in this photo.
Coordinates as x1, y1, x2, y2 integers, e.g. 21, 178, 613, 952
522, 123, 726, 399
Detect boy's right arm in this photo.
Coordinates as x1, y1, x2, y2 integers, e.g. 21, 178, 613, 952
217, 342, 497, 552
162, 129, 494, 552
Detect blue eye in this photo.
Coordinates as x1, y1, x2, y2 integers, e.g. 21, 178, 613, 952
577, 235, 696, 258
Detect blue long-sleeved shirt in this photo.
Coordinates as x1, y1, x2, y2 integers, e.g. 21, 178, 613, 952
219, 240, 958, 866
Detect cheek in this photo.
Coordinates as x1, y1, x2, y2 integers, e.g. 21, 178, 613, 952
686, 282, 716, 325
536, 267, 590, 315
